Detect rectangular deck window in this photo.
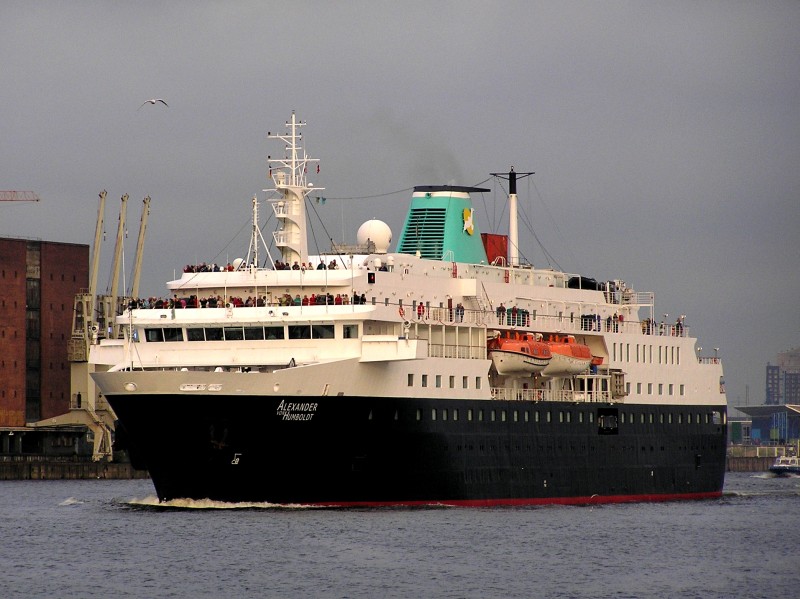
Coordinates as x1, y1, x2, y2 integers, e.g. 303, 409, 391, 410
244, 327, 264, 340
407, 373, 414, 387
186, 328, 205, 341
163, 328, 183, 342
312, 324, 335, 339
265, 326, 284, 340
205, 327, 223, 341
224, 327, 244, 341
288, 325, 311, 339
144, 328, 164, 342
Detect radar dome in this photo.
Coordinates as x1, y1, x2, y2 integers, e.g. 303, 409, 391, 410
357, 220, 392, 253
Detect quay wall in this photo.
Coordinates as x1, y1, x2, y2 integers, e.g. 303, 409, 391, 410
0, 460, 149, 480
726, 456, 774, 472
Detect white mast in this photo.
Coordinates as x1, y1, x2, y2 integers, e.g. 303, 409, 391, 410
266, 112, 323, 267
491, 167, 534, 267
508, 168, 519, 267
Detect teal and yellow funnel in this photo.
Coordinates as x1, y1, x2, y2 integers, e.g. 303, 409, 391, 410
396, 186, 489, 264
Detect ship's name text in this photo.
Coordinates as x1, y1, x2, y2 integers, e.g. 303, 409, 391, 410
277, 400, 318, 421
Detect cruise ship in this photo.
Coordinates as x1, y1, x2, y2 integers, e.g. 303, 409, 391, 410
92, 113, 727, 506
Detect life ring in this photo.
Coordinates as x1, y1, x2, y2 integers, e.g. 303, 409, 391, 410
398, 307, 405, 319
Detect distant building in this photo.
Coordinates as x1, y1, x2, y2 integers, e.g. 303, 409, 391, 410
0, 237, 91, 456
766, 348, 800, 405
736, 405, 800, 446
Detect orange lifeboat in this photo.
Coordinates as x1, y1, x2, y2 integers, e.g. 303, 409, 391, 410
541, 334, 593, 377
488, 331, 552, 376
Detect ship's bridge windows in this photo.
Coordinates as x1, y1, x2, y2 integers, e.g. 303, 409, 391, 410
186, 328, 205, 341
288, 325, 311, 339
164, 328, 183, 342
224, 326, 244, 341
144, 328, 163, 342
311, 324, 334, 339
205, 327, 224, 341
244, 327, 264, 340
265, 326, 284, 340
342, 324, 358, 339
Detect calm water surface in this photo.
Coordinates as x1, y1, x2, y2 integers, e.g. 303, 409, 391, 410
1, 472, 797, 598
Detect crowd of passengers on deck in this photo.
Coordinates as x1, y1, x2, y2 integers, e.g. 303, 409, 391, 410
183, 259, 344, 273
128, 291, 370, 310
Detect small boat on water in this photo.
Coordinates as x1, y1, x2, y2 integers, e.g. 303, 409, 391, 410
541, 334, 594, 377
769, 455, 800, 476
488, 331, 552, 376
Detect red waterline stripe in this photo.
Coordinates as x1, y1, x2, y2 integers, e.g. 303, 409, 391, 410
306, 491, 722, 508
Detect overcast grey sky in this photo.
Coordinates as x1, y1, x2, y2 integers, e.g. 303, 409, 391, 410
2, 1, 798, 410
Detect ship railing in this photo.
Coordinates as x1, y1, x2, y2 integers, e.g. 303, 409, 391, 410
407, 303, 689, 339
698, 356, 721, 365
425, 306, 692, 339
428, 343, 486, 360
490, 387, 613, 403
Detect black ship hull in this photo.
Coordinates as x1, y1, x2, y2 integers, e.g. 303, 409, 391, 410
108, 394, 726, 506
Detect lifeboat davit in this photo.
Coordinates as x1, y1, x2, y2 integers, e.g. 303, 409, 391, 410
541, 334, 593, 377
488, 332, 552, 376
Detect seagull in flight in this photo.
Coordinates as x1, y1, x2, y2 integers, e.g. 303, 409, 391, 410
138, 98, 169, 110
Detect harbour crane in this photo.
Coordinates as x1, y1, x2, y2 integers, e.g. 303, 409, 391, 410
129, 196, 151, 299
0, 191, 41, 202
